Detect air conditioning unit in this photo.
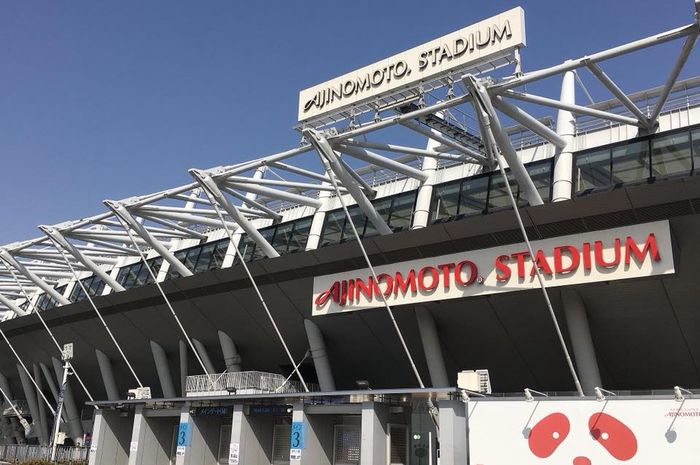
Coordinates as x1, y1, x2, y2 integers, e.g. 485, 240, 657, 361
457, 369, 492, 394
127, 387, 152, 400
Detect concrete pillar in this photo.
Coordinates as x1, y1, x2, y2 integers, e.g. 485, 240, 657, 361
303, 319, 335, 391
411, 136, 441, 229
88, 409, 132, 465
229, 403, 275, 465
561, 289, 602, 393
39, 363, 59, 402
438, 400, 468, 465
414, 307, 449, 388
305, 184, 332, 251
218, 331, 242, 372
174, 404, 221, 465
149, 341, 176, 398
192, 338, 217, 375
95, 349, 120, 401
0, 372, 13, 401
360, 402, 389, 465
291, 402, 334, 465
179, 340, 188, 396
16, 364, 47, 445
552, 71, 576, 202
126, 406, 179, 465
32, 364, 49, 445
51, 357, 84, 442
0, 372, 17, 444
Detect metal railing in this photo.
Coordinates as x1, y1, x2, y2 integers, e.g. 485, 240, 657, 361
0, 444, 88, 463
185, 370, 318, 396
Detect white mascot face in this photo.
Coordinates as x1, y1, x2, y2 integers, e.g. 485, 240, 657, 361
468, 399, 700, 465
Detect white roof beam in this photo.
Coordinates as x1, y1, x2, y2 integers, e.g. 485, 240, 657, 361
0, 291, 27, 317
585, 63, 651, 126
223, 181, 323, 209
334, 144, 429, 182
341, 140, 470, 162
104, 201, 193, 278
219, 187, 283, 222
492, 96, 568, 149
191, 169, 280, 259
39, 226, 126, 293
0, 250, 70, 305
304, 129, 392, 236
400, 120, 488, 164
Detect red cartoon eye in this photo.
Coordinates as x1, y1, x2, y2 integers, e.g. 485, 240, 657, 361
589, 412, 638, 460
528, 413, 570, 458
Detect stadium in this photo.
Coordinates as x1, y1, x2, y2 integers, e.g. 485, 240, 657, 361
0, 3, 700, 465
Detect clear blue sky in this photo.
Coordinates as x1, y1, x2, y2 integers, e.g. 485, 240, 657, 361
1, 0, 698, 244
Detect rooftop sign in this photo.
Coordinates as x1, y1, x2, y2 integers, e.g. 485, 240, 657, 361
298, 7, 526, 123
312, 221, 674, 316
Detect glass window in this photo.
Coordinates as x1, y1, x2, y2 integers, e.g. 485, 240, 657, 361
340, 206, 368, 242
286, 218, 312, 253
69, 275, 106, 302
363, 199, 391, 239
271, 222, 296, 255
35, 284, 67, 311
251, 227, 277, 261
387, 192, 416, 231
237, 235, 255, 263
652, 131, 692, 178
211, 239, 229, 268
693, 129, 700, 173
575, 149, 611, 192
193, 243, 215, 273
488, 170, 521, 211
431, 181, 461, 222
527, 160, 554, 202
459, 175, 489, 217
612, 140, 649, 185
321, 210, 345, 246
116, 258, 162, 289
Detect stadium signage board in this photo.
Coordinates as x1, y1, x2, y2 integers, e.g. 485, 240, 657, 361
298, 7, 526, 122
467, 398, 700, 464
311, 220, 674, 316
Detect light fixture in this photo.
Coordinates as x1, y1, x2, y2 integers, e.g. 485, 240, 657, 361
355, 380, 371, 390
524, 388, 548, 402
594, 387, 616, 401
674, 386, 692, 402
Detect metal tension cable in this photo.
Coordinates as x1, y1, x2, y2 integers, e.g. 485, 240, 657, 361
48, 241, 145, 389
2, 260, 96, 406
199, 184, 310, 393
468, 76, 585, 397
113, 215, 212, 379
308, 131, 440, 432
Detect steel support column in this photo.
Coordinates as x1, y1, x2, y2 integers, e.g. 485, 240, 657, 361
303, 319, 335, 392
304, 183, 331, 251
0, 291, 28, 317
561, 289, 602, 393
16, 364, 47, 445
465, 76, 544, 206
0, 250, 70, 306
104, 201, 192, 278
411, 135, 441, 229
305, 129, 392, 235
552, 71, 576, 202
191, 339, 217, 375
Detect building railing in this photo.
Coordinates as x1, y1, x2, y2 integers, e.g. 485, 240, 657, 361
185, 371, 319, 397
0, 444, 88, 463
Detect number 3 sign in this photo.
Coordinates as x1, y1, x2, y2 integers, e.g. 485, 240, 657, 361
290, 422, 305, 449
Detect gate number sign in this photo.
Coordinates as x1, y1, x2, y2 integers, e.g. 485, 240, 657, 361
177, 422, 191, 447
290, 422, 305, 449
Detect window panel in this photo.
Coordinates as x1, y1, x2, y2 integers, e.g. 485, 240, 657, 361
652, 131, 692, 177
193, 243, 215, 273
575, 149, 611, 192
693, 129, 700, 172
431, 182, 460, 222
458, 175, 489, 216
287, 218, 312, 253
488, 170, 521, 211
321, 210, 346, 246
387, 192, 416, 231
527, 160, 554, 202
612, 140, 649, 185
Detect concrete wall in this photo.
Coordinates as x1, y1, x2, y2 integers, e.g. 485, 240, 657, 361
230, 404, 275, 465
88, 410, 133, 465
127, 407, 179, 465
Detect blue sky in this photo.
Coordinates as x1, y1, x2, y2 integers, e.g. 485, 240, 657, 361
1, 0, 698, 244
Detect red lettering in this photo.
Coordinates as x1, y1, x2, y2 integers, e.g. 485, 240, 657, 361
511, 251, 530, 279
394, 270, 417, 295
554, 245, 579, 274
340, 280, 348, 306
315, 281, 341, 307
582, 242, 592, 270
624, 233, 661, 265
376, 273, 393, 296
594, 239, 621, 268
530, 250, 553, 277
495, 255, 511, 282
355, 277, 374, 300
455, 260, 477, 286
417, 266, 439, 291
437, 263, 454, 290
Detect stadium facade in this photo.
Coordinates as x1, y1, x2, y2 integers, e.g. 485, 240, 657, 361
1, 4, 700, 465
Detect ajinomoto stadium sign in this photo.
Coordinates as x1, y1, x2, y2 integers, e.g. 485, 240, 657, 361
298, 7, 526, 122
311, 221, 675, 316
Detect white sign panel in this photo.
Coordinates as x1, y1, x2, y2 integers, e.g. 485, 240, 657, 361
468, 398, 700, 464
312, 221, 674, 315
228, 442, 240, 465
298, 7, 525, 122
